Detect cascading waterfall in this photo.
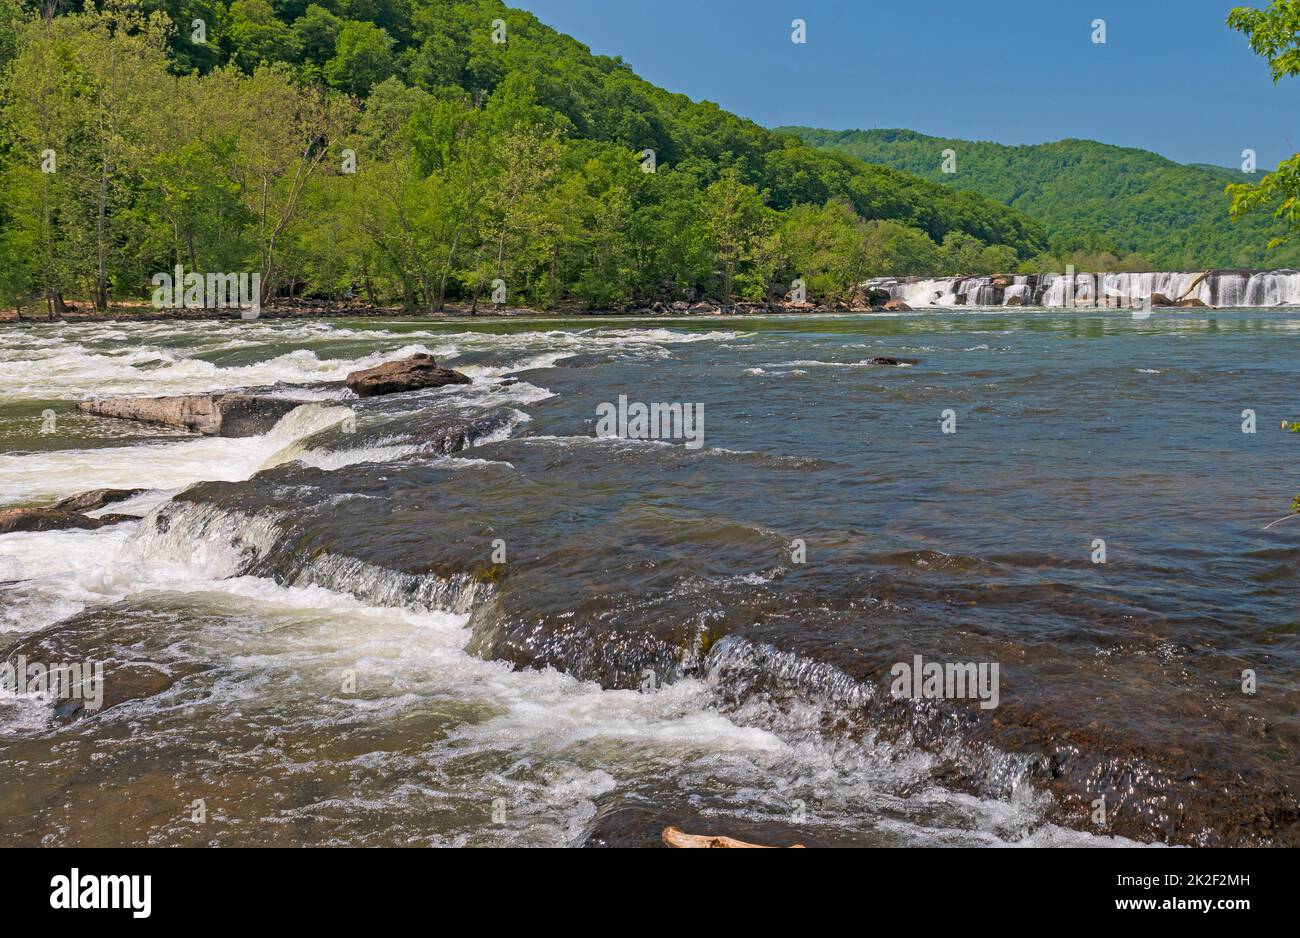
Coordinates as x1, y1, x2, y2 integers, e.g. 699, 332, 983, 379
289, 553, 484, 615
866, 269, 1300, 308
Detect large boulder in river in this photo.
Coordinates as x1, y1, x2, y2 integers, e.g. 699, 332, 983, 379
345, 353, 471, 397
854, 286, 893, 307
0, 508, 106, 534
882, 299, 912, 311
78, 394, 302, 436
1149, 292, 1175, 308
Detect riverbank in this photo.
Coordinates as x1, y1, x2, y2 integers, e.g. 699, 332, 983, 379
0, 298, 879, 324
9, 267, 1300, 323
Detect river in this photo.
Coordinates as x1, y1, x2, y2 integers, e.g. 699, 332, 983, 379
0, 310, 1296, 846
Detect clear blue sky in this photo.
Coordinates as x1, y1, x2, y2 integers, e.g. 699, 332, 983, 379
510, 0, 1300, 169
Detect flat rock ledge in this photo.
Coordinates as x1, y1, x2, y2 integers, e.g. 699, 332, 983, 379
345, 353, 472, 397
0, 508, 137, 535
77, 393, 303, 437
49, 488, 147, 513
0, 487, 151, 537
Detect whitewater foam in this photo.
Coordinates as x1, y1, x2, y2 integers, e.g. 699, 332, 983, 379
0, 404, 355, 506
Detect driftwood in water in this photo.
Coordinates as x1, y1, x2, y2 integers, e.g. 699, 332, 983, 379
1175, 271, 1212, 302
78, 393, 302, 436
660, 826, 804, 849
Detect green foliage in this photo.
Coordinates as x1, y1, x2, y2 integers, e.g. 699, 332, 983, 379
782, 126, 1300, 270
292, 5, 342, 67
1228, 1, 1300, 82
227, 0, 298, 70
0, 0, 23, 72
325, 19, 395, 95
1227, 3, 1300, 248
0, 1, 1047, 312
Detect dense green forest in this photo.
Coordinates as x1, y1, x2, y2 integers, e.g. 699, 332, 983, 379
782, 127, 1300, 272
0, 0, 1051, 315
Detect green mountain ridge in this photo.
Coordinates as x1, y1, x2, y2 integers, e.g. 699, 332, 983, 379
0, 1, 1050, 312
779, 126, 1300, 270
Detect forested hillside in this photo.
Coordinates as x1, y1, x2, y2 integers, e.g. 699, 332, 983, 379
782, 127, 1300, 272
0, 0, 1047, 314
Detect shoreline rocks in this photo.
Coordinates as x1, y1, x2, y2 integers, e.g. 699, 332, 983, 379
78, 393, 303, 437
344, 353, 472, 397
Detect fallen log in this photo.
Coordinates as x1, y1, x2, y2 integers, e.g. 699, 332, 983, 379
660, 826, 804, 849
77, 393, 302, 437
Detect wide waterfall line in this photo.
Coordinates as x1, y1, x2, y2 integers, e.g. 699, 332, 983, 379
864, 269, 1300, 308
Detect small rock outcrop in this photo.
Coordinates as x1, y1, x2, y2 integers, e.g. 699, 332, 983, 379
882, 299, 912, 311
0, 508, 108, 535
49, 488, 146, 513
78, 394, 302, 436
866, 357, 918, 366
344, 353, 472, 397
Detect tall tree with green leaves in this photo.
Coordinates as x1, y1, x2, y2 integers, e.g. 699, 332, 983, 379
199, 63, 354, 303
701, 170, 775, 302
324, 19, 396, 96
4, 4, 174, 311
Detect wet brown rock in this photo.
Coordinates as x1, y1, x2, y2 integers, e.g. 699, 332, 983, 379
78, 394, 302, 436
0, 509, 105, 534
93, 514, 142, 527
883, 299, 912, 311
344, 354, 472, 398
1, 618, 208, 722
49, 489, 146, 513
1149, 292, 1175, 307
867, 357, 918, 366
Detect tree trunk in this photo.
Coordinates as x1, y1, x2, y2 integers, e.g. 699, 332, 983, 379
437, 222, 465, 311
361, 259, 377, 305
95, 178, 108, 310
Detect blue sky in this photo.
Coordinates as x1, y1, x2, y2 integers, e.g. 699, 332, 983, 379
510, 0, 1300, 169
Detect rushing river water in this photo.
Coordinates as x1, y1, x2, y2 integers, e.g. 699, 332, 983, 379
0, 311, 1296, 847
